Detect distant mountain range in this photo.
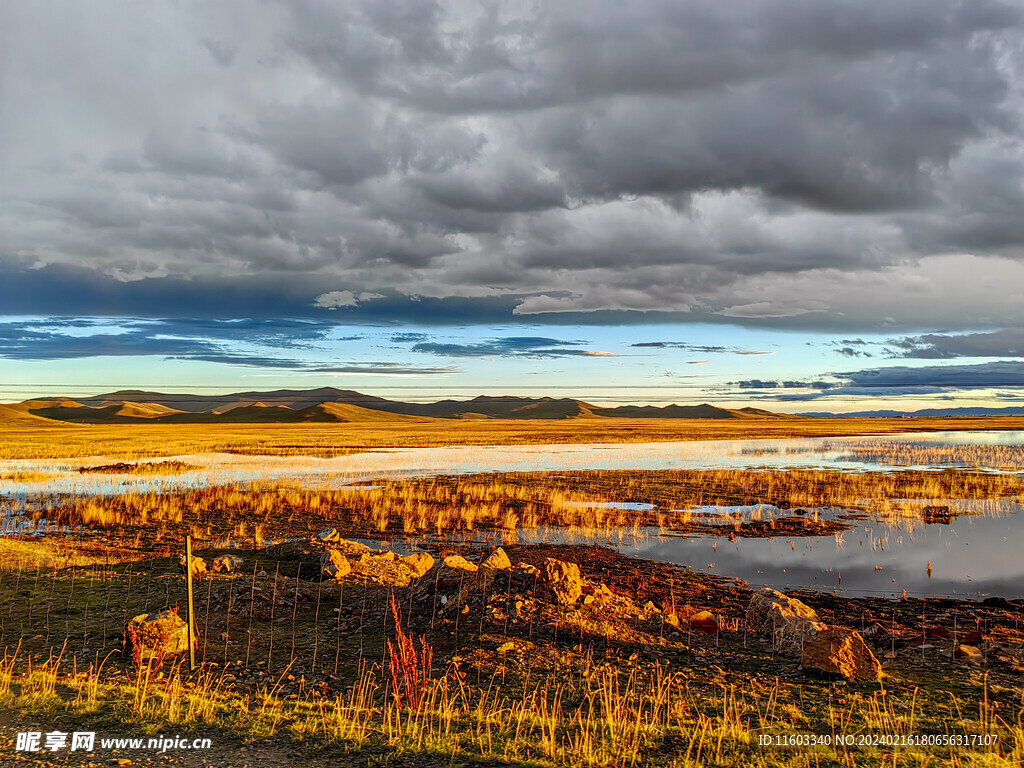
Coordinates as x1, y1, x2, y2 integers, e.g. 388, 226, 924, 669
796, 406, 1024, 418
0, 387, 790, 425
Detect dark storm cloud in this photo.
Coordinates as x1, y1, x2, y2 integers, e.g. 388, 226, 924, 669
0, 264, 521, 324
886, 328, 1024, 359
745, 362, 1024, 401
768, 386, 951, 401
840, 362, 1024, 388
410, 336, 614, 358
735, 380, 838, 390
0, 318, 452, 374
836, 347, 867, 358
286, 0, 1017, 115
723, 355, 1024, 405
168, 356, 455, 375
0, 321, 211, 360
2, 1, 1024, 329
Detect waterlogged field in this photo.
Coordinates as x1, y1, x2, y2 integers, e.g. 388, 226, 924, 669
0, 426, 1022, 766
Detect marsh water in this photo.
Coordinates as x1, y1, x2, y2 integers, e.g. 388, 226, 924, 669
4, 430, 1024, 499
2, 430, 1024, 600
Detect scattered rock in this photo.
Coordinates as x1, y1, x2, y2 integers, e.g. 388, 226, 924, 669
517, 562, 541, 577
317, 528, 340, 542
955, 644, 983, 664
402, 552, 435, 578
414, 557, 479, 604
861, 622, 891, 646
211, 554, 244, 574
443, 554, 479, 573
687, 610, 720, 636
481, 547, 512, 571
125, 608, 191, 663
178, 554, 207, 580
320, 550, 352, 580
801, 627, 883, 681
583, 582, 615, 604
334, 538, 374, 558
746, 587, 826, 656
540, 558, 584, 606
982, 596, 1011, 608
496, 641, 517, 656
352, 551, 413, 586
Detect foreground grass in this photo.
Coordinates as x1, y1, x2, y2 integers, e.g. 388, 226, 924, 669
4, 416, 1024, 460
1, 649, 1021, 767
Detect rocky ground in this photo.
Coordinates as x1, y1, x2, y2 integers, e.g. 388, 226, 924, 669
1, 533, 1022, 766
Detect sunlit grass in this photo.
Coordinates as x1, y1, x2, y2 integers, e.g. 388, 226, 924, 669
0, 650, 1019, 767
5, 416, 1024, 461
16, 466, 1021, 551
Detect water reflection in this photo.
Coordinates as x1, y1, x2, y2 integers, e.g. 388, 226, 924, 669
3, 430, 1023, 600
619, 506, 1024, 600
4, 430, 1024, 500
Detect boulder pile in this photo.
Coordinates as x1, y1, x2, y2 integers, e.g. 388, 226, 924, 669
745, 587, 883, 681
317, 537, 438, 587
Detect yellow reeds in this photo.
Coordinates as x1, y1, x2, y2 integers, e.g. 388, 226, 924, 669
31, 466, 1024, 542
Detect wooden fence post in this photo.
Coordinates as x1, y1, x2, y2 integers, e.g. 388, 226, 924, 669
185, 535, 196, 671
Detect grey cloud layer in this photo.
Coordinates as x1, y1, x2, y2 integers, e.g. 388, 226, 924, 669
2, 1, 1023, 328
736, 361, 1024, 400
405, 336, 612, 358
0, 318, 451, 374
888, 328, 1024, 358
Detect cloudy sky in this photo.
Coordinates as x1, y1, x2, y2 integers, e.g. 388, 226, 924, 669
3, 0, 1024, 411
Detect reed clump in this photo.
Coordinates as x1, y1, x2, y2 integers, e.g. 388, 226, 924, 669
35, 468, 1024, 543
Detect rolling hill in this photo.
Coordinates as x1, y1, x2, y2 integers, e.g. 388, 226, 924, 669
0, 403, 63, 426
8, 388, 787, 424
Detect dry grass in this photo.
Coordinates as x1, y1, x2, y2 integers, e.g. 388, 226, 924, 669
75, 460, 198, 475
4, 416, 1024, 460
0, 650, 1019, 767
0, 537, 142, 571
0, 532, 1021, 766
31, 468, 1024, 545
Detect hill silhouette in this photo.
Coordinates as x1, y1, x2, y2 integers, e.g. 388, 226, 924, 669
9, 388, 786, 424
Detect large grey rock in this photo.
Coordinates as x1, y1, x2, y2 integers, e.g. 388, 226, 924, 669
125, 609, 190, 663
801, 627, 883, 681
540, 558, 584, 606
317, 528, 340, 542
746, 587, 826, 656
211, 554, 244, 574
443, 554, 478, 573
480, 547, 512, 571
351, 550, 415, 587
178, 554, 207, 580
320, 549, 352, 580
402, 552, 435, 578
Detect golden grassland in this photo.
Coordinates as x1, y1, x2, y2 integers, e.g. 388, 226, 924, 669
4, 415, 1024, 460
4, 424, 1024, 765
2, 652, 1020, 767
0, 538, 144, 571
0, 543, 1020, 767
